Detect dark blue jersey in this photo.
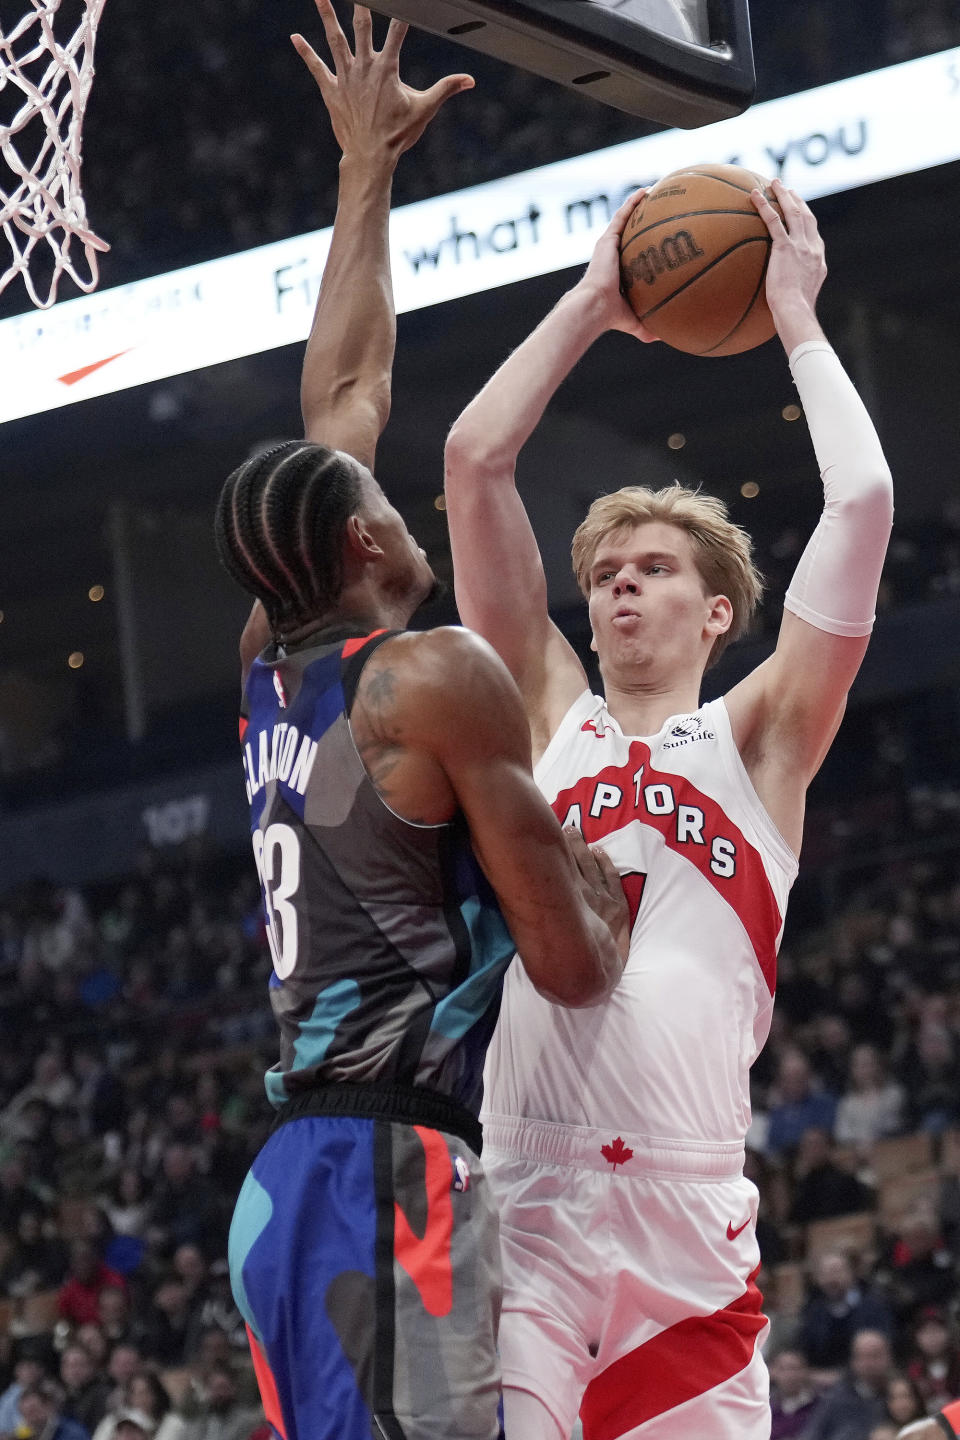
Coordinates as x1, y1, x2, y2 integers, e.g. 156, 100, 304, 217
239, 627, 515, 1117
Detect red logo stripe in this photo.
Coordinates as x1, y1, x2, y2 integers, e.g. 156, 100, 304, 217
238, 716, 249, 743
57, 350, 131, 386
580, 1268, 765, 1439
552, 740, 781, 994
393, 1126, 454, 1318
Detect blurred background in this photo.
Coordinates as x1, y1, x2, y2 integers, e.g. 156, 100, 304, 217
0, 2, 958, 1437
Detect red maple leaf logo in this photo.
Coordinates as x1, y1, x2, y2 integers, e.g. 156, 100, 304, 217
601, 1136, 634, 1170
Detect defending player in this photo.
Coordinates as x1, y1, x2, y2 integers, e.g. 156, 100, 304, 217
443, 186, 894, 1436
217, 7, 629, 1440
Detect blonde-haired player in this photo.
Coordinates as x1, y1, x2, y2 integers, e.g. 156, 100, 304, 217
443, 183, 894, 1439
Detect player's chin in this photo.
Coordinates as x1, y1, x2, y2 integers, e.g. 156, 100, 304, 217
415, 571, 446, 613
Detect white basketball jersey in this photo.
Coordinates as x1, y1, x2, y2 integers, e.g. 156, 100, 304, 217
483, 691, 798, 1146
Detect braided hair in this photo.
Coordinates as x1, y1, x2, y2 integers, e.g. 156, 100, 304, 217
214, 440, 363, 633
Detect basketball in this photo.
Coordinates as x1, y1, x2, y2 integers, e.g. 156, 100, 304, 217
619, 164, 783, 357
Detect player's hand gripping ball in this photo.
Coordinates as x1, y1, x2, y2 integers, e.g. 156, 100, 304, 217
619, 163, 784, 356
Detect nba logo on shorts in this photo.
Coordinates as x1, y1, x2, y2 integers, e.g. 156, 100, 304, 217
453, 1156, 470, 1192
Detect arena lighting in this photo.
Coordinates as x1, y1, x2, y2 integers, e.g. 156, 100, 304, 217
0, 45, 957, 427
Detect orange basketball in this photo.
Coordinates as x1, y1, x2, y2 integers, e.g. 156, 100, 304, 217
619, 164, 783, 357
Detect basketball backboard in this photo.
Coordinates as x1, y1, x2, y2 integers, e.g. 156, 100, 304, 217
370, 0, 756, 127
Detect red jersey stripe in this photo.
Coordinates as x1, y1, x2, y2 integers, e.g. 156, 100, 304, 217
579, 1268, 766, 1439
941, 1400, 960, 1436
342, 628, 388, 659
551, 739, 782, 995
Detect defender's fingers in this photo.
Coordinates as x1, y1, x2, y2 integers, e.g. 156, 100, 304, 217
352, 5, 373, 58
418, 73, 475, 115
291, 33, 335, 90
381, 15, 409, 61
591, 847, 622, 894
563, 827, 596, 879
313, 0, 352, 70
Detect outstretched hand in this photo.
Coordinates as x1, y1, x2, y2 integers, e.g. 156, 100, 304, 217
292, 0, 474, 166
576, 189, 659, 342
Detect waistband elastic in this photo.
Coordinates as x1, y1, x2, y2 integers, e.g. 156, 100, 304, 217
272, 1082, 483, 1155
481, 1112, 744, 1180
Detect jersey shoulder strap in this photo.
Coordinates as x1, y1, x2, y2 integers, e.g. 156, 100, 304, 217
341, 628, 403, 712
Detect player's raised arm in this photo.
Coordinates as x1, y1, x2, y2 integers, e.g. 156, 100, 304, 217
444, 192, 655, 752
294, 0, 472, 463
238, 1, 471, 679
352, 627, 629, 1006
726, 179, 894, 853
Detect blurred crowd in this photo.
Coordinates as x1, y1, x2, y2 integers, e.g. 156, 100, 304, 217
0, 765, 955, 1437
753, 499, 960, 642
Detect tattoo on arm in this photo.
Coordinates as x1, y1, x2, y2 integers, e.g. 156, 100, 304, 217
362, 666, 398, 718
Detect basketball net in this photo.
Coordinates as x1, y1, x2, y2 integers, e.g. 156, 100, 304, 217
0, 0, 108, 310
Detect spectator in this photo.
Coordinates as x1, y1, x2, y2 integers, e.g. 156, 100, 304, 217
97, 1288, 138, 1349
789, 1128, 876, 1225
142, 1279, 196, 1367
0, 1156, 48, 1233
811, 1015, 855, 1098
111, 1416, 155, 1440
60, 1345, 111, 1434
882, 1374, 926, 1430
885, 1210, 956, 1322
58, 1242, 127, 1328
900, 1028, 960, 1135
802, 1329, 895, 1440
905, 1307, 960, 1414
767, 1050, 838, 1159
834, 1046, 906, 1151
798, 1253, 895, 1371
179, 1364, 261, 1440
99, 1347, 143, 1419
18, 1378, 91, 1440
148, 1147, 220, 1258
770, 1348, 823, 1438
0, 1346, 49, 1439
101, 1173, 149, 1241
93, 1373, 184, 1440
8, 1208, 68, 1296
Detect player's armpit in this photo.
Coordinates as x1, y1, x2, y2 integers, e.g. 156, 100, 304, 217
358, 628, 626, 1006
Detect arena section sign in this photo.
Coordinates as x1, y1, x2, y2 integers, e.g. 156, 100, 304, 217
0, 46, 957, 425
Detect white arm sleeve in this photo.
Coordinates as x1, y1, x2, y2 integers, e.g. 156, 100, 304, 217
783, 340, 894, 637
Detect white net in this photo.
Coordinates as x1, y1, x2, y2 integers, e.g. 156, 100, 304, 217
0, 0, 108, 309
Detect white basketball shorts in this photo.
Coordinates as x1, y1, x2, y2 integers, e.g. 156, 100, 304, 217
483, 1115, 770, 1440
